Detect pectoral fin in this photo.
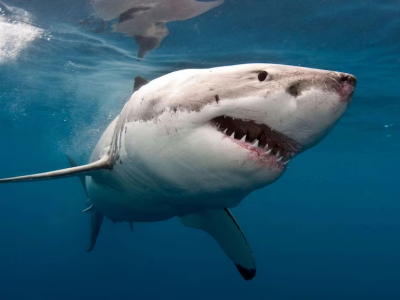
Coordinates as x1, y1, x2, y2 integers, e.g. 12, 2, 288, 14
0, 156, 111, 184
179, 208, 256, 280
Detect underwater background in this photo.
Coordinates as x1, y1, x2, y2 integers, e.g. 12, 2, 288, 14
0, 0, 399, 299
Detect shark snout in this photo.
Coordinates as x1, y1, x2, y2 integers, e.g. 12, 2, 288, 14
284, 71, 357, 102
326, 72, 357, 103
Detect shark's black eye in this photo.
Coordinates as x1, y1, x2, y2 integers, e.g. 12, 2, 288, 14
258, 71, 268, 81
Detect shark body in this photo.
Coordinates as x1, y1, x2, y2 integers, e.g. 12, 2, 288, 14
0, 63, 357, 280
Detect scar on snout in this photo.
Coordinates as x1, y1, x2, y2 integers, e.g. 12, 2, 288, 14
215, 95, 220, 104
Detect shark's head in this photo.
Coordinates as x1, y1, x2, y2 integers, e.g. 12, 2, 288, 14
125, 64, 356, 202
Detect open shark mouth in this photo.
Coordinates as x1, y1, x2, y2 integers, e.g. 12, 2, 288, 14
211, 116, 302, 167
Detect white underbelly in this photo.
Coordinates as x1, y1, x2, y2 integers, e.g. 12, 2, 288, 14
86, 174, 180, 222
85, 168, 246, 222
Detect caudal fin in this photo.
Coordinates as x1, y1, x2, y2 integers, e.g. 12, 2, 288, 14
66, 155, 104, 252
87, 211, 104, 252
66, 155, 89, 198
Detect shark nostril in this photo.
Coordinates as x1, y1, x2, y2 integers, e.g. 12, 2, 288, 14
258, 71, 268, 81
339, 74, 357, 87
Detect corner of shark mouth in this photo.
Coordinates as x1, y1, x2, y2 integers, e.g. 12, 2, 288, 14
211, 116, 302, 168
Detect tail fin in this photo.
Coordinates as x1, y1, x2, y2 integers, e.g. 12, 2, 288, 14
87, 212, 104, 252
0, 156, 111, 184
67, 155, 104, 252
66, 155, 89, 198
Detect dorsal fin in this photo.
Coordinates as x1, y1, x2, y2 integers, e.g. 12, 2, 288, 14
133, 76, 149, 92
135, 35, 160, 61
0, 156, 111, 184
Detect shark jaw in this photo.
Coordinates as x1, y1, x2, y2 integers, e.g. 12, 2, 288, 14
211, 115, 302, 169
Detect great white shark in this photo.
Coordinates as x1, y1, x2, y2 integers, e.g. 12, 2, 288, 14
0, 63, 357, 280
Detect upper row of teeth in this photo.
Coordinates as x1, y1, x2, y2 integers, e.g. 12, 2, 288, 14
219, 127, 290, 164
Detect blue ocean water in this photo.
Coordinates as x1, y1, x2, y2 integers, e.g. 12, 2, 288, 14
0, 0, 399, 299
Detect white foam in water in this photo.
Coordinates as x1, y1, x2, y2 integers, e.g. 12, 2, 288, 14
0, 4, 43, 63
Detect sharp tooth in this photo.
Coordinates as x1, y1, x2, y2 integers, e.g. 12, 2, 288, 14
276, 151, 280, 157
232, 117, 235, 120
240, 135, 246, 142
230, 132, 235, 139
265, 149, 272, 155
216, 123, 220, 128
277, 156, 283, 162
284, 159, 291, 165
223, 128, 228, 134
252, 139, 259, 147
264, 143, 269, 149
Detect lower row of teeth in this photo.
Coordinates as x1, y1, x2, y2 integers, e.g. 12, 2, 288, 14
221, 128, 290, 165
